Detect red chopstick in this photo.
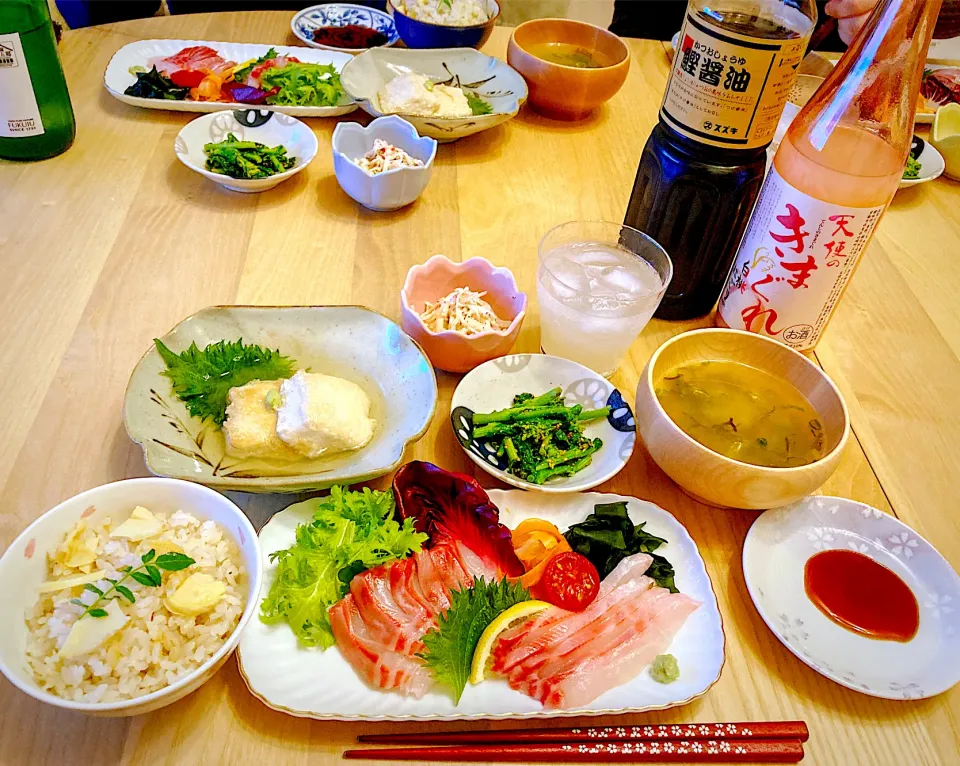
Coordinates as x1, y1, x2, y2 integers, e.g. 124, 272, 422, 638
344, 740, 805, 762
358, 721, 809, 745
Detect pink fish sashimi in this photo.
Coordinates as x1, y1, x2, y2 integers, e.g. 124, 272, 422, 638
329, 534, 504, 697
492, 575, 654, 674
511, 587, 673, 700
599, 553, 653, 595
510, 583, 665, 687
328, 596, 433, 698
149, 45, 236, 77
535, 591, 700, 710
349, 564, 428, 655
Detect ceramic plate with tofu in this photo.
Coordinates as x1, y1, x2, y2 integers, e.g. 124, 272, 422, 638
123, 305, 437, 493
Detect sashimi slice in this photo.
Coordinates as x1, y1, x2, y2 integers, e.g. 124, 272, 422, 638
387, 556, 434, 625
598, 553, 653, 595
349, 566, 427, 654
149, 45, 235, 77
492, 576, 654, 673
536, 592, 700, 709
451, 540, 499, 581
512, 587, 672, 698
411, 548, 452, 614
328, 596, 433, 698
429, 542, 473, 593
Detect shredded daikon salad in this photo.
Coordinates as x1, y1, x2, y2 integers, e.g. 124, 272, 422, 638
353, 139, 424, 176
419, 287, 510, 336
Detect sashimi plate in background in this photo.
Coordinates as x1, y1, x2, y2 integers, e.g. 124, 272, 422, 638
104, 39, 358, 117
237, 489, 725, 720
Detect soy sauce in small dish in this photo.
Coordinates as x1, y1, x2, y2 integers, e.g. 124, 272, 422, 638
313, 25, 389, 49
804, 549, 919, 642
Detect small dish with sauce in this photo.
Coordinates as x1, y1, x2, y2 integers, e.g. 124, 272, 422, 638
400, 254, 527, 373
635, 328, 849, 510
292, 3, 400, 53
743, 496, 960, 700
507, 19, 630, 120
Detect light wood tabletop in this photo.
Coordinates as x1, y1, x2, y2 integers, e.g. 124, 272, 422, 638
1, 11, 958, 766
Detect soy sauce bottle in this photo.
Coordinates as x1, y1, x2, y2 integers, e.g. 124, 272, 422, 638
625, 0, 816, 320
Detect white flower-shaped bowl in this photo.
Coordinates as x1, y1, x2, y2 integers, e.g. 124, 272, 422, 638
0, 478, 262, 716
332, 115, 437, 211
175, 109, 319, 193
400, 254, 527, 372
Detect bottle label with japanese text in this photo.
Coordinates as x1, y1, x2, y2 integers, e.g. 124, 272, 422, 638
717, 166, 886, 351
661, 11, 808, 150
0, 33, 44, 138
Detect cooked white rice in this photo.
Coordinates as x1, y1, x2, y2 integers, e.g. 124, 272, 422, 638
26, 509, 245, 703
395, 0, 489, 27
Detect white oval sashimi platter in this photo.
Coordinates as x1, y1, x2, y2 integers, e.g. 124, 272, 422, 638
237, 489, 725, 720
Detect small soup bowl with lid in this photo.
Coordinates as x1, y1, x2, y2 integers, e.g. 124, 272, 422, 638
634, 328, 850, 510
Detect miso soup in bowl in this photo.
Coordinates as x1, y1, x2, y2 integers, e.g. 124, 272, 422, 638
635, 329, 850, 510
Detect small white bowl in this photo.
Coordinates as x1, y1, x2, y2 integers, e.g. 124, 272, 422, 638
332, 115, 437, 211
291, 3, 399, 53
898, 137, 945, 189
0, 478, 263, 716
175, 109, 318, 193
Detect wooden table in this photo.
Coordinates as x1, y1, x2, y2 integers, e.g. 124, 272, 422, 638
1, 11, 958, 765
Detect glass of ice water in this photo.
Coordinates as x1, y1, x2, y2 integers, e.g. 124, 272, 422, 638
537, 221, 672, 377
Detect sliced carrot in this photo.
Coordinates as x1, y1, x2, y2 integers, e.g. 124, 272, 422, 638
510, 518, 571, 589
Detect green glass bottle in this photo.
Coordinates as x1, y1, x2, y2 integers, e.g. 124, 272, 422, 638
0, 0, 75, 160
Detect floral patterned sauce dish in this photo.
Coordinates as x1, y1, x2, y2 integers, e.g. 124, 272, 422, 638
401, 254, 527, 373
123, 306, 437, 493
743, 496, 960, 700
291, 3, 399, 53
450, 354, 636, 493
174, 110, 319, 193
339, 47, 528, 142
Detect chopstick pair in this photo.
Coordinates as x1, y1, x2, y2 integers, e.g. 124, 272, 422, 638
345, 721, 809, 763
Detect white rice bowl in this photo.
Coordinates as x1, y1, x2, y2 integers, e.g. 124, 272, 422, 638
0, 478, 262, 716
394, 0, 489, 26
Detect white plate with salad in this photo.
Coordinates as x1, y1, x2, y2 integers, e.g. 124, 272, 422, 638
104, 40, 358, 117
237, 467, 725, 721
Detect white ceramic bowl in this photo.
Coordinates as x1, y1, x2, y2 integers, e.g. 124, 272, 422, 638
340, 47, 528, 142
898, 136, 945, 189
332, 115, 437, 211
174, 109, 318, 193
291, 3, 399, 52
0, 478, 263, 716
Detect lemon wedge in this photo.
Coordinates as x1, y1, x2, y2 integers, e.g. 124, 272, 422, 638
470, 600, 551, 685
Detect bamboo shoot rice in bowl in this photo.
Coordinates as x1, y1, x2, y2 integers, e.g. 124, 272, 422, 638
0, 478, 262, 716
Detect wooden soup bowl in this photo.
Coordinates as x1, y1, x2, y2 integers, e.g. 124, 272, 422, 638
507, 18, 630, 120
635, 328, 850, 510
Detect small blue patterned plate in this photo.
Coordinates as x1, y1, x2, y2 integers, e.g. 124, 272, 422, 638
292, 3, 399, 53
450, 354, 636, 493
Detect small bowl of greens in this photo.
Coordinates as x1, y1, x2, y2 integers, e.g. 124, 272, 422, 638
450, 354, 636, 493
174, 110, 318, 193
898, 134, 945, 189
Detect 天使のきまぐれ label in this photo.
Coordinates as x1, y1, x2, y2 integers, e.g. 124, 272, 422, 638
0, 33, 44, 138
660, 12, 807, 150
718, 166, 885, 351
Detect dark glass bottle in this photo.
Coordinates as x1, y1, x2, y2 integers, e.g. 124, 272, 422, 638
625, 125, 766, 320
0, 0, 76, 161
625, 0, 816, 320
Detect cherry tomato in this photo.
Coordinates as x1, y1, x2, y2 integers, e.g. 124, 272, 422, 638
532, 552, 600, 612
169, 69, 206, 88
